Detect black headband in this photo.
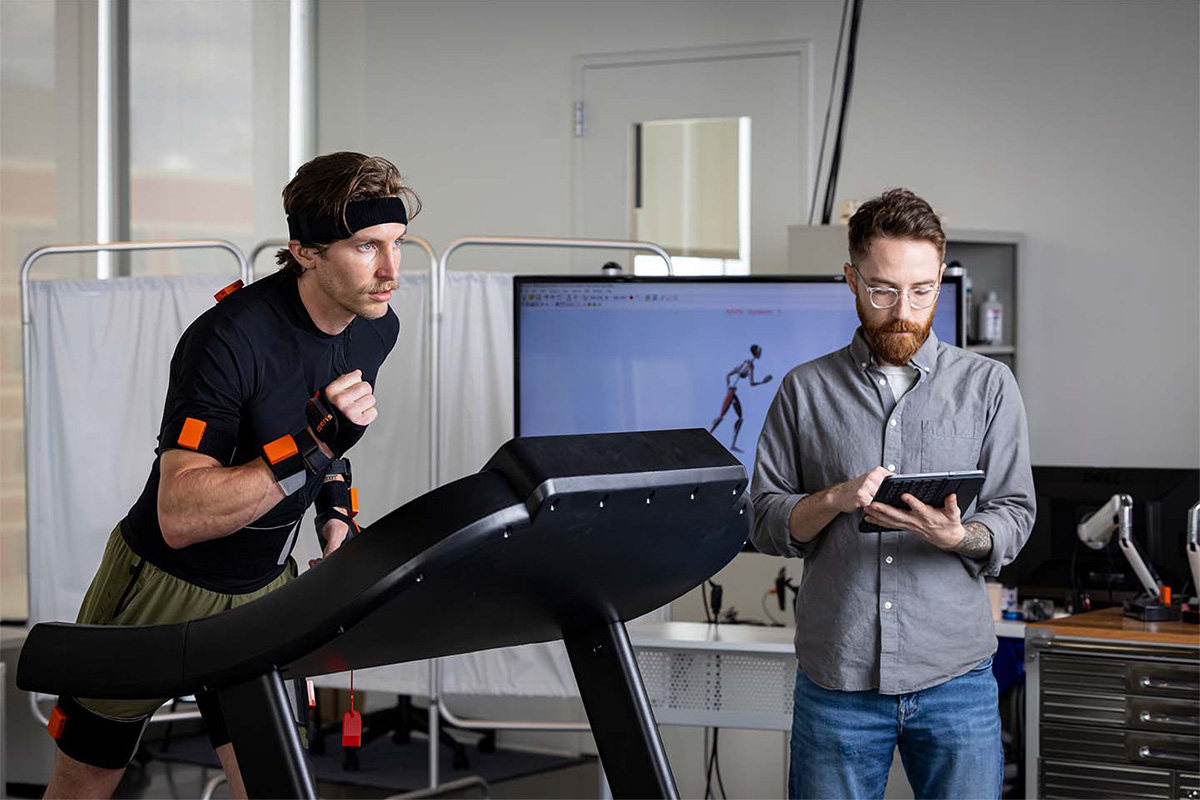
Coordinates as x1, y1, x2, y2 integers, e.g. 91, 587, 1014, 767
287, 196, 408, 244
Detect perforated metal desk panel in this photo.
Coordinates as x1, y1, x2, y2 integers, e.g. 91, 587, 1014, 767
629, 621, 797, 731
628, 618, 1027, 732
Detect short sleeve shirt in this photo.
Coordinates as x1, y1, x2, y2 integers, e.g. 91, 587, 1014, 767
122, 270, 399, 593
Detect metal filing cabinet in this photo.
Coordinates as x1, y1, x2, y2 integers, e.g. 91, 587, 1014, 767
1026, 610, 1200, 799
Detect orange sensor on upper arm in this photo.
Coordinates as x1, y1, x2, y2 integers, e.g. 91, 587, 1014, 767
177, 418, 207, 450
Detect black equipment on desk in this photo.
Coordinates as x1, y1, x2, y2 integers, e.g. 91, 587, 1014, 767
18, 429, 750, 799
1000, 466, 1199, 608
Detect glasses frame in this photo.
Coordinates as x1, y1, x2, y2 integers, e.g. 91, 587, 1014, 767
852, 265, 942, 310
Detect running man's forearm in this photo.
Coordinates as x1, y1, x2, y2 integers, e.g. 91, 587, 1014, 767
158, 452, 285, 548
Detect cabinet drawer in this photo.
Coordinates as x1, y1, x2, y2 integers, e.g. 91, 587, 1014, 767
1041, 723, 1199, 771
1130, 696, 1200, 737
1179, 771, 1200, 800
1127, 730, 1200, 771
1128, 663, 1200, 701
1040, 757, 1173, 799
1042, 654, 1199, 701
1042, 690, 1200, 736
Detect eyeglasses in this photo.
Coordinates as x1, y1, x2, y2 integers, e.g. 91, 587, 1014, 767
852, 266, 941, 310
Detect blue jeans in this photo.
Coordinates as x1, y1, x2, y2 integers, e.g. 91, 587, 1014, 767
789, 658, 1002, 800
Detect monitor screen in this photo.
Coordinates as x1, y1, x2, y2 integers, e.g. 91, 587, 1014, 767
1000, 466, 1200, 602
515, 275, 963, 476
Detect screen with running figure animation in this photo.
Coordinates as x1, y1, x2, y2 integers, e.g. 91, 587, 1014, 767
515, 275, 962, 475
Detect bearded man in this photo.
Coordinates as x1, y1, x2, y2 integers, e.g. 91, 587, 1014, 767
749, 188, 1035, 800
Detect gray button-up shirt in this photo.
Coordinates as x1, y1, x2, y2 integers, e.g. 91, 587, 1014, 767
749, 328, 1035, 695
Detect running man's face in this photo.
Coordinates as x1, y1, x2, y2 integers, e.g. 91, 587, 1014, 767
843, 237, 944, 366
310, 221, 407, 321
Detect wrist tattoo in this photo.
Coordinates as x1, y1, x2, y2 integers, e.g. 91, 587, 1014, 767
955, 521, 993, 558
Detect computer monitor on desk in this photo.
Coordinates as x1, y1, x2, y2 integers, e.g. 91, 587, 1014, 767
999, 466, 1200, 607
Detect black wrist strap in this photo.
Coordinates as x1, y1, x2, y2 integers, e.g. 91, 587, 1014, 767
315, 508, 361, 550
293, 427, 332, 474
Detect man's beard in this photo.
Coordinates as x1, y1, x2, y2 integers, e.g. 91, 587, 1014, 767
856, 294, 936, 365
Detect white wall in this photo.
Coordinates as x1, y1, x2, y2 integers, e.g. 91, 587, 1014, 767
834, 0, 1199, 469
317, 0, 1198, 469
315, 0, 1198, 795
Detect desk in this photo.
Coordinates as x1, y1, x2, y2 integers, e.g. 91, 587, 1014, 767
628, 619, 1026, 732
1024, 608, 1200, 799
630, 622, 796, 731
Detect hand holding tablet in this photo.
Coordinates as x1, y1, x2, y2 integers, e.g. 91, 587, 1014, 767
859, 470, 986, 533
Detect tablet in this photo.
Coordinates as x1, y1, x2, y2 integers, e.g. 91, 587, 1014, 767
858, 470, 986, 533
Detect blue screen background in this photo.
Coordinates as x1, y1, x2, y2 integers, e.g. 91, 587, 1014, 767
518, 279, 959, 474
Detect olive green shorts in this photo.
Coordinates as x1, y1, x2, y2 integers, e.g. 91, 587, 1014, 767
75, 522, 296, 719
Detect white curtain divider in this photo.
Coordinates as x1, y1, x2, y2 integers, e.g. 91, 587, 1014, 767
27, 275, 229, 625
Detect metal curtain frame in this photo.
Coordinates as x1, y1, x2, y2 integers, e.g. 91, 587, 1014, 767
248, 234, 440, 494
19, 238, 249, 728
425, 236, 672, 790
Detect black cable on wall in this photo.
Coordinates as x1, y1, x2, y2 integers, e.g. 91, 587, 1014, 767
820, 0, 865, 225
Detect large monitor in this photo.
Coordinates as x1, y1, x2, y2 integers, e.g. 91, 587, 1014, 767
515, 275, 962, 476
999, 466, 1199, 605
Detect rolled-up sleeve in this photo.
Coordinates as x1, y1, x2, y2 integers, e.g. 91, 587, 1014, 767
750, 376, 817, 558
961, 365, 1036, 577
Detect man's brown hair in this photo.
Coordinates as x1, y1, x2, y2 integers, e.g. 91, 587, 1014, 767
847, 188, 945, 265
276, 152, 422, 275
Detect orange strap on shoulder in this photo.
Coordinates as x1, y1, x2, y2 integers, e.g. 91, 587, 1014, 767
214, 280, 244, 303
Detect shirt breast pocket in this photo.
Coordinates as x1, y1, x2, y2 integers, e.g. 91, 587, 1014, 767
919, 419, 983, 472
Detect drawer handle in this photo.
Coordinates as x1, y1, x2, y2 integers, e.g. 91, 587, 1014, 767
1137, 745, 1197, 764
1139, 676, 1200, 692
1138, 710, 1200, 727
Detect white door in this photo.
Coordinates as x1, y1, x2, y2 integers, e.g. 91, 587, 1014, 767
573, 44, 810, 273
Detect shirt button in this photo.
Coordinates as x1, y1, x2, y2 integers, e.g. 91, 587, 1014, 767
889, 419, 898, 427
886, 556, 894, 564
887, 464, 896, 471
878, 378, 886, 386
924, 367, 931, 373
884, 601, 893, 610
861, 362, 868, 369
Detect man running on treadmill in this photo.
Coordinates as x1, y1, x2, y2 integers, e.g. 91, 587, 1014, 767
43, 152, 420, 799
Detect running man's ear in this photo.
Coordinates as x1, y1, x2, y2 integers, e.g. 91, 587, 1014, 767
843, 262, 856, 293
289, 240, 319, 271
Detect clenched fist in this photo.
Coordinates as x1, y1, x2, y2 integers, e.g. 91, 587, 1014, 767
307, 370, 376, 456
325, 370, 377, 427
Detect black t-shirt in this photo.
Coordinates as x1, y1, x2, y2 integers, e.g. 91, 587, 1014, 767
122, 269, 399, 593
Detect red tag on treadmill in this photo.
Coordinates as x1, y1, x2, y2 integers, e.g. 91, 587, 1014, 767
342, 708, 362, 747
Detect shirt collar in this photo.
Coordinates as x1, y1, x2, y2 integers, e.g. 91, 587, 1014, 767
850, 327, 940, 374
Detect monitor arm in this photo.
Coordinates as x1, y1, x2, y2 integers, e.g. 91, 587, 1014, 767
1077, 494, 1161, 601
1187, 501, 1200, 603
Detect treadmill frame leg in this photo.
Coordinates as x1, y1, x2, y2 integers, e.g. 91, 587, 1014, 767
217, 670, 317, 799
565, 620, 679, 799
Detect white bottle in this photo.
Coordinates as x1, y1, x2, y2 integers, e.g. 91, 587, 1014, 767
979, 291, 1003, 345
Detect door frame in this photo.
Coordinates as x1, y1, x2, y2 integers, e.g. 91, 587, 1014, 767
571, 41, 815, 242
